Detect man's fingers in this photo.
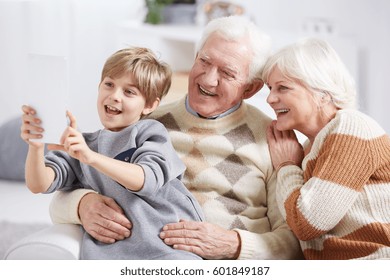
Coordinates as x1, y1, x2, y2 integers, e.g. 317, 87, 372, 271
103, 196, 125, 215
163, 220, 199, 231
99, 219, 131, 237
87, 226, 117, 244
82, 218, 131, 244
101, 197, 132, 229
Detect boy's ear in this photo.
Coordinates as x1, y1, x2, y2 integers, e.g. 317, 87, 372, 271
243, 79, 264, 99
142, 98, 160, 116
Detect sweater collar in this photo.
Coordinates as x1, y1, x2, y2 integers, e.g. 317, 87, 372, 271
185, 95, 241, 119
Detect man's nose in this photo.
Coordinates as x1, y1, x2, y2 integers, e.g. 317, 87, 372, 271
203, 67, 219, 87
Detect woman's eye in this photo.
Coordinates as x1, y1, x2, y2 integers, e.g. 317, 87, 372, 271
278, 85, 289, 91
104, 82, 113, 87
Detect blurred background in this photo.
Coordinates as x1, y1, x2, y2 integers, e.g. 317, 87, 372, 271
0, 0, 389, 133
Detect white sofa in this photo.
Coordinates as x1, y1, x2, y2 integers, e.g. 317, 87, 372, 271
0, 159, 84, 260
4, 223, 82, 260
0, 113, 83, 260
0, 115, 66, 259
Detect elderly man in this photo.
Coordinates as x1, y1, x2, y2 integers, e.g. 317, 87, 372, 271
50, 16, 302, 260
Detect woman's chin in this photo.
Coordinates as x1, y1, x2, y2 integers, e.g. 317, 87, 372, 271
275, 120, 290, 132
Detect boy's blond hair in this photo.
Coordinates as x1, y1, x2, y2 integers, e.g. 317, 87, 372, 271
101, 47, 172, 106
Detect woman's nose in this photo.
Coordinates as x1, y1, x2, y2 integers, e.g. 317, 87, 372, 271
266, 91, 278, 105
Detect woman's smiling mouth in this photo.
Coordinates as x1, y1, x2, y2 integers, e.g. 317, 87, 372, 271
275, 108, 290, 116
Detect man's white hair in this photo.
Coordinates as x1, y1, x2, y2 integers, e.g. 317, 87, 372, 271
196, 16, 272, 82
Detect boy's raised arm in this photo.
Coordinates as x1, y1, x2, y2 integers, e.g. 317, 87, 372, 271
21, 105, 55, 193
25, 145, 55, 193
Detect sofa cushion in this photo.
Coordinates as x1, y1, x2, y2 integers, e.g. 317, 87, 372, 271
4, 224, 82, 260
0, 116, 28, 181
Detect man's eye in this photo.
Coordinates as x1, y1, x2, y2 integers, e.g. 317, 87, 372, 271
223, 71, 234, 79
199, 58, 209, 65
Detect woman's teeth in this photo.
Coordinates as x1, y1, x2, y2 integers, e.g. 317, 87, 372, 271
275, 109, 290, 115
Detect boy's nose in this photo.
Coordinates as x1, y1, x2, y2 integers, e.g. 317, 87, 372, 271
110, 89, 122, 101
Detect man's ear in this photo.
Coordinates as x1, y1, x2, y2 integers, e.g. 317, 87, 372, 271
243, 79, 264, 99
142, 98, 160, 116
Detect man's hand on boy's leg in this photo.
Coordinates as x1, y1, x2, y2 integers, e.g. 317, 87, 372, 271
160, 219, 241, 259
79, 192, 132, 243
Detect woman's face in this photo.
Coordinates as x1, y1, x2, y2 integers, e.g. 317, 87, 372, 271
266, 66, 324, 138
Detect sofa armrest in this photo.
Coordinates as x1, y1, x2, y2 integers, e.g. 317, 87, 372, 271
4, 224, 83, 260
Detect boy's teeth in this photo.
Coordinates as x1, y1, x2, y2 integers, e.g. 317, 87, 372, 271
106, 105, 121, 114
107, 105, 119, 111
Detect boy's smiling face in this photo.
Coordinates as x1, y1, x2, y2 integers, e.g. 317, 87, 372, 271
97, 73, 154, 131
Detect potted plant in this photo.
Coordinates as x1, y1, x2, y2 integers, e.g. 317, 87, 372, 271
144, 0, 174, 24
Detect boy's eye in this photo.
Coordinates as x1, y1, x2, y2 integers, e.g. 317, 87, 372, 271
124, 89, 136, 96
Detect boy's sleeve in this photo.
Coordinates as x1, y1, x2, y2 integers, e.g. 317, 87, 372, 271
130, 120, 186, 197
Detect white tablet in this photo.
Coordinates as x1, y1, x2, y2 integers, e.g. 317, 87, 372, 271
26, 53, 69, 144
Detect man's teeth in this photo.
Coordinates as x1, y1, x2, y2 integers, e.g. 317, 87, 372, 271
199, 86, 216, 96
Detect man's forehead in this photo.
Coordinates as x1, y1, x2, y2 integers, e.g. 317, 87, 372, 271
199, 49, 239, 71
199, 44, 250, 73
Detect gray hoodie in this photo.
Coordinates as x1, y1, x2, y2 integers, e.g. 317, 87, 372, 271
45, 119, 203, 260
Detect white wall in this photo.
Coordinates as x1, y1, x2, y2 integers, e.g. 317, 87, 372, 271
0, 0, 144, 131
238, 0, 390, 132
1, 0, 389, 133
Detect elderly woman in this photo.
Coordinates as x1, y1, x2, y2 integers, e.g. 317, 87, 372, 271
263, 38, 390, 260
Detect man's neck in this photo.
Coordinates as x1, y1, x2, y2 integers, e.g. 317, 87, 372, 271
185, 96, 241, 119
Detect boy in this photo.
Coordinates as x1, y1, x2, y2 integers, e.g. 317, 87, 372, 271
20, 47, 203, 260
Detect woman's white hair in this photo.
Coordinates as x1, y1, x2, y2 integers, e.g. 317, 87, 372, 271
195, 15, 271, 83
262, 38, 357, 109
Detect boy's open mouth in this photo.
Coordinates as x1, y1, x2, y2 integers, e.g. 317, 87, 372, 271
105, 105, 121, 115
